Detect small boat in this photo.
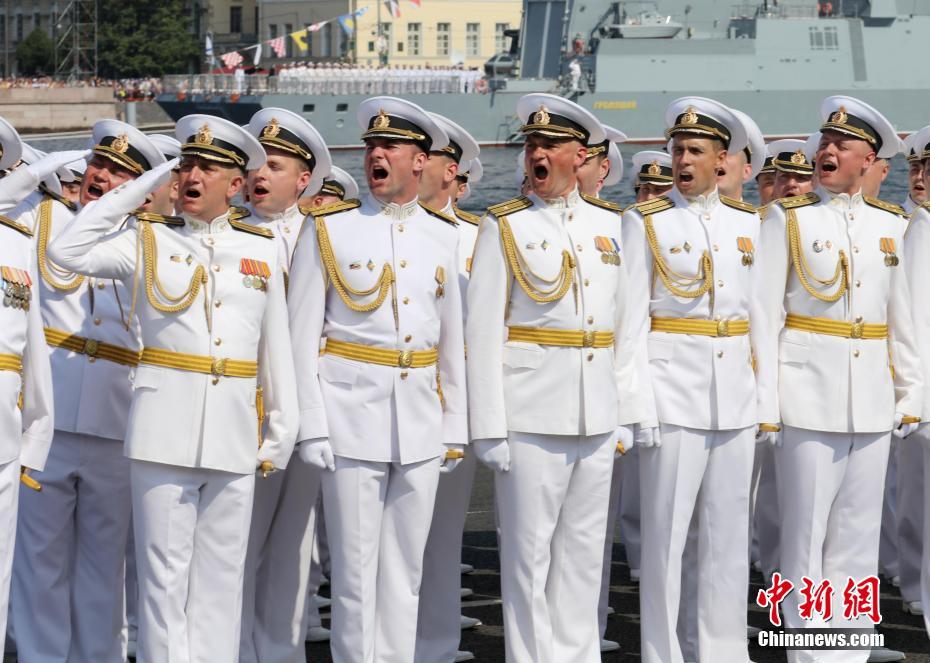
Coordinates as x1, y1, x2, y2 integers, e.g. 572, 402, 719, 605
612, 5, 683, 39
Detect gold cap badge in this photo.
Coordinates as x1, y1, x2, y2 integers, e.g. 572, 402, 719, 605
195, 124, 213, 145
111, 134, 130, 153
830, 106, 848, 125
373, 109, 390, 129
790, 149, 807, 165
262, 118, 280, 138
648, 161, 661, 176
533, 106, 550, 125
681, 106, 699, 125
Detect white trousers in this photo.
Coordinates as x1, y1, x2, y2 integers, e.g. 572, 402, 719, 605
619, 444, 642, 574
598, 456, 624, 638
323, 455, 441, 663
240, 451, 323, 663
750, 442, 780, 578
496, 430, 614, 663
0, 460, 19, 646
12, 431, 130, 663
895, 426, 925, 604
777, 427, 890, 663
304, 495, 327, 631
131, 459, 255, 663
921, 433, 930, 637
639, 424, 754, 663
414, 451, 478, 663
879, 440, 900, 579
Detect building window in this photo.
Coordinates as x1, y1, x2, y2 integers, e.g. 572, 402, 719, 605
809, 26, 839, 51
33, 12, 40, 30
286, 23, 294, 56
15, 14, 23, 41
407, 22, 420, 56
321, 21, 331, 56
269, 24, 277, 39
436, 22, 450, 56
230, 6, 242, 33
466, 23, 480, 57
382, 23, 393, 56
495, 22, 509, 52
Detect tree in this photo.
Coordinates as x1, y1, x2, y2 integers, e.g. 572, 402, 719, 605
16, 28, 54, 76
97, 0, 200, 77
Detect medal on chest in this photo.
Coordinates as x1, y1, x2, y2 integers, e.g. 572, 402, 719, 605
594, 236, 621, 265
1, 266, 32, 310
240, 258, 271, 291
879, 237, 899, 267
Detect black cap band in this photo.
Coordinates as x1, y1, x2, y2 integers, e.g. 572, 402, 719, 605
434, 138, 463, 163
182, 129, 249, 168
259, 121, 316, 170
362, 110, 432, 152
521, 107, 590, 143
637, 161, 673, 185
585, 139, 609, 161
666, 107, 731, 148
758, 156, 775, 175
94, 134, 152, 175
821, 107, 882, 153
773, 150, 814, 175
320, 180, 346, 199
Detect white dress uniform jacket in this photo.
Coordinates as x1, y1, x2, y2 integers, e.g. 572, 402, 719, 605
753, 188, 922, 431
0, 216, 54, 469
9, 189, 139, 441
289, 195, 467, 461
246, 201, 306, 270
47, 204, 299, 474
621, 187, 761, 431
904, 201, 930, 421
467, 189, 643, 440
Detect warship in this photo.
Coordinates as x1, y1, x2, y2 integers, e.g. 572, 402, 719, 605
156, 0, 930, 146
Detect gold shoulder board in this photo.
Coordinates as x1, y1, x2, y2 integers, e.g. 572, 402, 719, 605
777, 192, 820, 210
864, 196, 907, 217
0, 213, 33, 237
229, 219, 274, 238
580, 193, 622, 213
134, 211, 184, 227
453, 207, 481, 226
228, 206, 252, 222
720, 196, 758, 214
630, 195, 675, 216
487, 196, 532, 218
39, 183, 78, 212
758, 204, 771, 222
419, 201, 458, 226
310, 199, 361, 218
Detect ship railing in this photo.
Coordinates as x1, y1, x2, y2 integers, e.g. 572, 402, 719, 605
731, 4, 817, 19
161, 74, 280, 96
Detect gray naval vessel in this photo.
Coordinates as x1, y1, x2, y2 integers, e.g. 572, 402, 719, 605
157, 0, 930, 146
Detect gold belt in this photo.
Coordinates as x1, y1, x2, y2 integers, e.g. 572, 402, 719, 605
0, 353, 22, 373
650, 317, 750, 337
507, 326, 614, 348
323, 338, 438, 368
784, 313, 888, 340
140, 347, 258, 378
44, 327, 140, 367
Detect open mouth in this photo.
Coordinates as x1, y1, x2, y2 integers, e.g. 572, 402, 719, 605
532, 164, 548, 181
252, 184, 269, 197
820, 162, 838, 173
184, 188, 202, 200
86, 183, 104, 199
143, 195, 153, 207
915, 183, 925, 191
678, 172, 694, 184
716, 167, 727, 178
371, 166, 388, 181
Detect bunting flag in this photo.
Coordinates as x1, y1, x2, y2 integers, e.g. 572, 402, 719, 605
386, 0, 401, 18
269, 36, 286, 58
307, 19, 329, 32
291, 29, 309, 52
220, 50, 244, 68
409, 0, 421, 6
338, 6, 369, 35
252, 41, 262, 67
205, 33, 215, 67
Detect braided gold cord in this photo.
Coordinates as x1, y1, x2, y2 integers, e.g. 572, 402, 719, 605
315, 216, 394, 313
786, 209, 848, 303
37, 197, 85, 292
644, 214, 714, 300
498, 216, 575, 304
141, 221, 207, 313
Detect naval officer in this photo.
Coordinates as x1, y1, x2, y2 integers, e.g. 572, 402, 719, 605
300, 166, 359, 211
0, 120, 54, 649
47, 114, 299, 662
287, 96, 467, 663
414, 111, 482, 663
466, 93, 642, 663
755, 145, 777, 206
631, 150, 673, 204
752, 97, 922, 663
622, 97, 760, 663
10, 121, 161, 663
902, 131, 927, 213
239, 107, 333, 663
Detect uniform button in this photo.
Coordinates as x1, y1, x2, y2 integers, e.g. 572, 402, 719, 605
93, 317, 101, 325
584, 278, 590, 287
587, 316, 594, 324
400, 260, 407, 268
587, 353, 594, 361
404, 334, 412, 342
713, 244, 719, 252
215, 300, 222, 308
717, 351, 724, 358
284, 227, 291, 234
398, 224, 405, 232
717, 280, 724, 288
400, 371, 409, 379
214, 338, 222, 346
855, 280, 861, 288
567, 213, 574, 222
403, 297, 410, 305
206, 237, 214, 246
576, 244, 583, 251
212, 378, 219, 385
853, 246, 859, 253
855, 315, 863, 323
212, 264, 221, 272
97, 282, 106, 290
853, 350, 860, 358
88, 357, 96, 363
714, 314, 721, 321
703, 213, 710, 220
849, 213, 855, 220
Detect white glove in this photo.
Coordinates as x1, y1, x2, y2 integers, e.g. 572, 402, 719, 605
634, 425, 661, 448
26, 149, 92, 181
893, 413, 919, 439
88, 157, 179, 219
756, 424, 781, 447
298, 438, 335, 471
474, 438, 510, 472
440, 443, 465, 474
615, 425, 634, 459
